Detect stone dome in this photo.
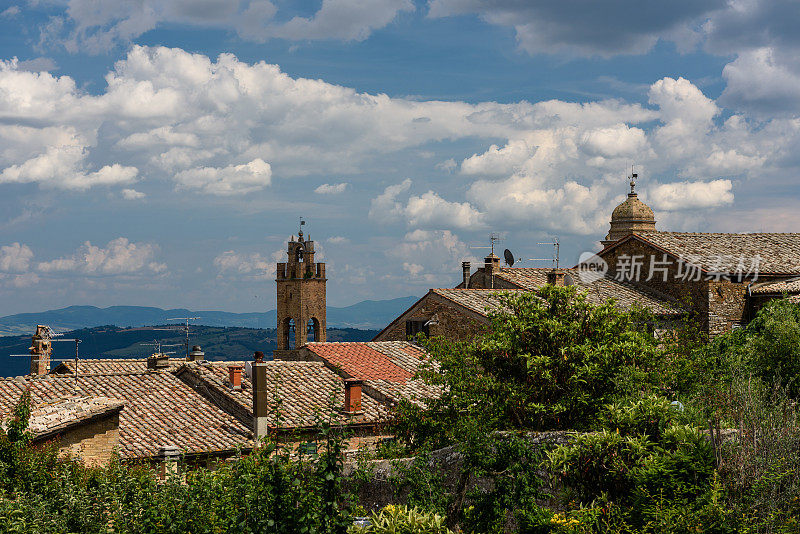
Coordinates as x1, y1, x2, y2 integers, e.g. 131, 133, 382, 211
602, 178, 656, 246
611, 194, 655, 221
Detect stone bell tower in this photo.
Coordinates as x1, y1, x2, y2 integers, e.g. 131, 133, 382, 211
274, 226, 326, 358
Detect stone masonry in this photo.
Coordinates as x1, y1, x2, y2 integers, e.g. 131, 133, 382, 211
275, 230, 327, 357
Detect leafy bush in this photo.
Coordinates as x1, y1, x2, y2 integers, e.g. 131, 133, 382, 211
704, 298, 800, 397
348, 505, 452, 534
0, 392, 355, 533
547, 396, 734, 532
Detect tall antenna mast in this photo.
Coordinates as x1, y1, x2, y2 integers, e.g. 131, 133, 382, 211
529, 238, 560, 268
470, 232, 503, 255
166, 317, 200, 360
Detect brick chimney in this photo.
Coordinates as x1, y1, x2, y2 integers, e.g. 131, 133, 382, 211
343, 379, 363, 414
252, 352, 268, 445
484, 254, 499, 289
228, 364, 243, 390
30, 325, 52, 376
188, 345, 204, 361
547, 269, 566, 286
462, 261, 471, 288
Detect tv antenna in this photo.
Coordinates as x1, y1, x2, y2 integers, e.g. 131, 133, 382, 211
10, 329, 83, 390
469, 232, 503, 256
140, 339, 182, 356
165, 317, 200, 360
528, 238, 560, 268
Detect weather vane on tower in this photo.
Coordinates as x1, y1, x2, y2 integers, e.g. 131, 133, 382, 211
629, 165, 638, 195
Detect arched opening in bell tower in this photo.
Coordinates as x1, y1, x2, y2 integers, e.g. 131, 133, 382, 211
283, 317, 296, 349
307, 318, 320, 342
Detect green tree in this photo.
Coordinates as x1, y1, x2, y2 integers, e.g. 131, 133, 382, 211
395, 285, 666, 450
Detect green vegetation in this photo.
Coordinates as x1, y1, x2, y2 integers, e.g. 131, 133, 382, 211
388, 287, 800, 532
3, 287, 800, 532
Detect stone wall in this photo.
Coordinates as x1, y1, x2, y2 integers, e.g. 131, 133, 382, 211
600, 239, 750, 335
45, 412, 121, 467
374, 293, 489, 342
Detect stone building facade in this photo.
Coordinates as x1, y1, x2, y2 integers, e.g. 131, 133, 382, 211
594, 220, 800, 336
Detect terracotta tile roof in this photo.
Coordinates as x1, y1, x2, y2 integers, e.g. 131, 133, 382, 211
304, 342, 441, 405
750, 277, 800, 295
0, 372, 252, 459
632, 232, 800, 275
53, 358, 184, 375
492, 268, 550, 289
175, 361, 391, 430
432, 289, 521, 317
458, 270, 680, 316
3, 396, 125, 441
305, 342, 413, 381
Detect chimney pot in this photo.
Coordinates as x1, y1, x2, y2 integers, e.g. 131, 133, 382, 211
547, 269, 566, 286
30, 325, 52, 376
228, 364, 244, 390
462, 261, 471, 288
254, 351, 264, 363
343, 378, 363, 414
484, 254, 499, 289
252, 360, 269, 446
188, 345, 204, 361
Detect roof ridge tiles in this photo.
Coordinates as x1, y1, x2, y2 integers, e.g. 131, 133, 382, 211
637, 231, 800, 236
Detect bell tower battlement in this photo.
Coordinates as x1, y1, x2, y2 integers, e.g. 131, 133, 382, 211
275, 228, 326, 357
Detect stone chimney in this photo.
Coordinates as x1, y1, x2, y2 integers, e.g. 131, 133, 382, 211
252, 352, 268, 445
484, 254, 500, 289
188, 345, 204, 361
547, 269, 566, 286
158, 445, 181, 479
228, 364, 243, 390
30, 325, 53, 376
147, 353, 170, 370
343, 378, 363, 414
462, 261, 471, 288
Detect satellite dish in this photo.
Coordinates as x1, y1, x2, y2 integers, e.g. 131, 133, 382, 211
564, 273, 575, 286
503, 249, 515, 267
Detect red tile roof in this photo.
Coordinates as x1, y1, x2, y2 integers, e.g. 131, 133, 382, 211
305, 342, 415, 382
0, 372, 252, 458
303, 342, 440, 405
175, 360, 390, 429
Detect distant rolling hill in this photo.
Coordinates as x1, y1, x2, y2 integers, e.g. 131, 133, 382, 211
0, 296, 419, 337
0, 324, 380, 378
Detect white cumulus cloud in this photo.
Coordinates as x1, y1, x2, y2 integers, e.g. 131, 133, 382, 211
37, 238, 166, 275
647, 179, 734, 211
174, 158, 272, 195
121, 188, 146, 200
315, 182, 348, 194
0, 243, 34, 273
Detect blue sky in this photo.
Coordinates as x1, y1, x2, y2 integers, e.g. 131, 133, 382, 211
0, 0, 799, 315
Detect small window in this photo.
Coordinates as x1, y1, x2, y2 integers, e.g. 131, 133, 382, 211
405, 319, 429, 338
